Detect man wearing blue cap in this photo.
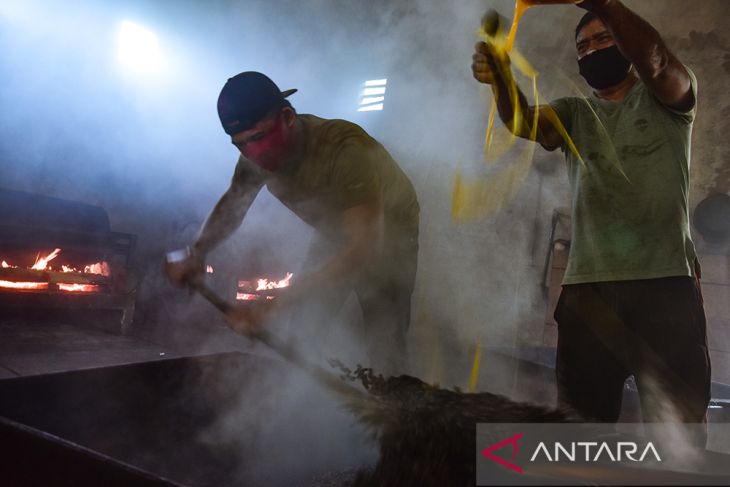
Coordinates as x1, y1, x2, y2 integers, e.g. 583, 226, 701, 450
166, 71, 419, 375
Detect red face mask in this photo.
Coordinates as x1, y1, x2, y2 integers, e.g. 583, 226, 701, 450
241, 116, 289, 171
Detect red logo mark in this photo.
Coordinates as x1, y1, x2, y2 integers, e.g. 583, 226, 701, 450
481, 432, 524, 474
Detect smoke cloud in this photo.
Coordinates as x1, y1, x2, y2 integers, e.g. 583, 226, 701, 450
1, 0, 728, 480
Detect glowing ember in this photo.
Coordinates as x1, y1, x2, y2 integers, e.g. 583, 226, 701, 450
83, 262, 110, 276
60, 262, 110, 276
235, 293, 277, 301
256, 272, 293, 291
236, 272, 293, 301
58, 283, 100, 293
0, 248, 111, 293
0, 280, 49, 290
31, 248, 61, 270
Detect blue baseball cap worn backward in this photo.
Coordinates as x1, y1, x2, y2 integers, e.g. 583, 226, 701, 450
216, 71, 297, 136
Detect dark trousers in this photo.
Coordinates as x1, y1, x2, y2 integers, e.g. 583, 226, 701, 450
554, 276, 711, 445
353, 274, 414, 375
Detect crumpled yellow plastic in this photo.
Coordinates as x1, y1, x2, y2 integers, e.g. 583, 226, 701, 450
452, 1, 584, 222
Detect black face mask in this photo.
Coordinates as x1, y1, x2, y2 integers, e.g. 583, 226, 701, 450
578, 45, 631, 90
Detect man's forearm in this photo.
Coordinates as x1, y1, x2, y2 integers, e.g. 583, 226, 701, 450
492, 69, 534, 139
588, 0, 692, 109
492, 73, 561, 147
280, 243, 374, 308
276, 202, 383, 310
192, 185, 259, 256
590, 1, 672, 81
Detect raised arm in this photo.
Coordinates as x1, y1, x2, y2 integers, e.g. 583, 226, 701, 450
472, 41, 564, 150
579, 0, 694, 111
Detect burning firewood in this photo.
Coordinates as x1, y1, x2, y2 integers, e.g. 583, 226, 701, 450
330, 362, 578, 487
0, 267, 107, 285
0, 248, 111, 292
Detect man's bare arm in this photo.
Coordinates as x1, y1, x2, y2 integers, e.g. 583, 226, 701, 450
472, 42, 564, 150
581, 0, 694, 111
163, 180, 262, 288
224, 197, 384, 334
192, 181, 262, 256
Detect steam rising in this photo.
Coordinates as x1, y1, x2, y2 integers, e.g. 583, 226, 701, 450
1, 0, 728, 482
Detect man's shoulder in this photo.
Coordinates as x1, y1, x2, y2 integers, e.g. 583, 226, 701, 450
232, 154, 265, 182
550, 95, 590, 112
300, 114, 374, 145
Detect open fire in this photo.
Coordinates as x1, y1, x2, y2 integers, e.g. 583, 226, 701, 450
0, 248, 110, 293
0, 188, 138, 332
236, 272, 293, 301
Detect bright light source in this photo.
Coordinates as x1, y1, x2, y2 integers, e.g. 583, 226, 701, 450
360, 96, 385, 105
358, 103, 384, 112
359, 78, 387, 112
117, 21, 160, 75
362, 86, 386, 96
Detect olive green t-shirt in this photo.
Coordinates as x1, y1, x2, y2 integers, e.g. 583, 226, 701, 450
231, 113, 419, 251
550, 70, 698, 285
